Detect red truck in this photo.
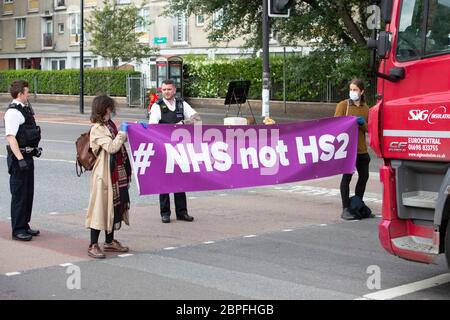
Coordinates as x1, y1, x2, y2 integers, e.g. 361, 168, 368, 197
368, 0, 450, 267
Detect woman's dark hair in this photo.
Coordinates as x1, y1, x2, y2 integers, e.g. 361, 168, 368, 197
90, 94, 116, 124
9, 80, 29, 99
350, 78, 366, 103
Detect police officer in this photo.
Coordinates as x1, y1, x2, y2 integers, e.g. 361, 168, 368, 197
4, 80, 42, 241
148, 79, 201, 223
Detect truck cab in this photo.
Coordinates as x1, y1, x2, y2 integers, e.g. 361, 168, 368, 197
368, 0, 450, 266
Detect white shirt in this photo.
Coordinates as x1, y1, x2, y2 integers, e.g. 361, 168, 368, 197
148, 98, 197, 124
4, 99, 26, 137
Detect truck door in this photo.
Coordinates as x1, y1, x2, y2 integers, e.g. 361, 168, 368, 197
381, 0, 450, 162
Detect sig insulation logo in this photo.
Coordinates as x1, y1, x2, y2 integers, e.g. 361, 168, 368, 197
408, 106, 450, 124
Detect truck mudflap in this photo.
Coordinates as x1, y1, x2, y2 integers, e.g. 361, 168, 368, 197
379, 165, 439, 264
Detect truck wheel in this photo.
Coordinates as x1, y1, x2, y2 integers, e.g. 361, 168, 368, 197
446, 219, 450, 269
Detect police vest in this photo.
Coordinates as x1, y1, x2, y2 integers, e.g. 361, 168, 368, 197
7, 103, 41, 148
157, 98, 185, 124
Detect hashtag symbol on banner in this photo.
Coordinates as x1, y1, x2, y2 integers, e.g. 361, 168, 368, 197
133, 143, 155, 175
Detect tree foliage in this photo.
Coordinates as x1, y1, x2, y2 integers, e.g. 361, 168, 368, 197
86, 0, 156, 68
166, 0, 373, 50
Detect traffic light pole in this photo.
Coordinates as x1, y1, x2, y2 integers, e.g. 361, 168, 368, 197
80, 0, 84, 114
262, 0, 270, 118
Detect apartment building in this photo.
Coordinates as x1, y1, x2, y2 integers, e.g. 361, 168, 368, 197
0, 0, 307, 78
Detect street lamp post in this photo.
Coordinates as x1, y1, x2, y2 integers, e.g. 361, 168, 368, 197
262, 0, 270, 119
80, 0, 84, 114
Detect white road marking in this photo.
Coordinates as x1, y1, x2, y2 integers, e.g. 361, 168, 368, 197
363, 273, 450, 300
59, 263, 73, 267
5, 272, 21, 276
203, 241, 215, 244
244, 235, 257, 238
319, 224, 328, 227
0, 155, 75, 164
188, 197, 198, 200
282, 229, 293, 232
163, 247, 177, 251
118, 254, 134, 258
38, 120, 89, 126
48, 212, 59, 215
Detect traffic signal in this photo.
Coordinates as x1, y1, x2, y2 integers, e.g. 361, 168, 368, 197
269, 0, 293, 18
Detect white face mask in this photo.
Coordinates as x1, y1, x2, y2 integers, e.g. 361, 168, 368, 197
349, 91, 360, 101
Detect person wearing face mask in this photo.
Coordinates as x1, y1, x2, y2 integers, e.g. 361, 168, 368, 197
334, 79, 372, 220
85, 94, 132, 258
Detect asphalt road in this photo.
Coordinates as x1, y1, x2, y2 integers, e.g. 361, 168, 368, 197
0, 103, 449, 303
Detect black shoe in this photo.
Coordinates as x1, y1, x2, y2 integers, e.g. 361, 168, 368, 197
26, 228, 40, 236
12, 233, 32, 241
341, 208, 360, 221
161, 216, 171, 223
176, 213, 194, 222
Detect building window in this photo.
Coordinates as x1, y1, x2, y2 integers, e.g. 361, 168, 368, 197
50, 59, 66, 70
212, 9, 223, 29
16, 18, 26, 39
4, 0, 14, 4
58, 23, 64, 34
55, 0, 65, 8
83, 58, 98, 69
172, 14, 188, 44
136, 7, 150, 33
70, 13, 80, 42
195, 15, 204, 27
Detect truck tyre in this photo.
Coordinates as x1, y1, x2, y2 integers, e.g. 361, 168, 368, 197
446, 219, 450, 269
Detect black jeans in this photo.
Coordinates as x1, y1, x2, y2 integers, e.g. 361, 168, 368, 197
159, 193, 187, 217
9, 157, 34, 236
340, 153, 370, 209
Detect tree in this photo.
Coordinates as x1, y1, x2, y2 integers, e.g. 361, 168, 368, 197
166, 0, 373, 50
85, 0, 156, 68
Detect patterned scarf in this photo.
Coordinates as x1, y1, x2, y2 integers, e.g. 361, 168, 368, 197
106, 120, 131, 229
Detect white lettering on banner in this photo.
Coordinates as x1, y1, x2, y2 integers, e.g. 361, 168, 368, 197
296, 136, 319, 164
335, 133, 349, 159
165, 144, 191, 173
211, 142, 232, 172
133, 143, 155, 175
296, 133, 349, 164
276, 140, 290, 166
187, 143, 213, 172
159, 133, 350, 174
240, 147, 259, 169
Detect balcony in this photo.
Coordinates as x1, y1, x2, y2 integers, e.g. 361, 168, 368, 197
43, 33, 53, 48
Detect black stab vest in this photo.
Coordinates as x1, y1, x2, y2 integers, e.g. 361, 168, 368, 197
7, 103, 41, 148
157, 98, 185, 124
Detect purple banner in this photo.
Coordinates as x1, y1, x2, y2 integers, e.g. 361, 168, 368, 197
127, 117, 358, 195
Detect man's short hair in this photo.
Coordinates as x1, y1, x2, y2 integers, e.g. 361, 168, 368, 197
161, 79, 176, 87
9, 80, 29, 99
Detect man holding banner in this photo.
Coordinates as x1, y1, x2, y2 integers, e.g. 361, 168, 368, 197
148, 79, 201, 223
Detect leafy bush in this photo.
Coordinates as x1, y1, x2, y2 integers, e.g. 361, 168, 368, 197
183, 47, 374, 103
0, 69, 140, 96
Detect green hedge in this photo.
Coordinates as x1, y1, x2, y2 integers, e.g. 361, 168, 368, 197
0, 69, 140, 96
183, 47, 374, 103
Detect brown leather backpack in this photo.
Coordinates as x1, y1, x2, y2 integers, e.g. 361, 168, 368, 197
75, 130, 97, 177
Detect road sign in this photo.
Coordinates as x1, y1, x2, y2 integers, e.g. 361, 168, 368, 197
154, 37, 167, 45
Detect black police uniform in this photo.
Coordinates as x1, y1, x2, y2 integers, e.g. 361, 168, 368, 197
6, 103, 41, 237
156, 99, 188, 219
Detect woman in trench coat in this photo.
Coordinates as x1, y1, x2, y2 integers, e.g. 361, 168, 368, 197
86, 94, 132, 259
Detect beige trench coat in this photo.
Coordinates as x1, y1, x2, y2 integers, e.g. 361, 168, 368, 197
85, 123, 129, 233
